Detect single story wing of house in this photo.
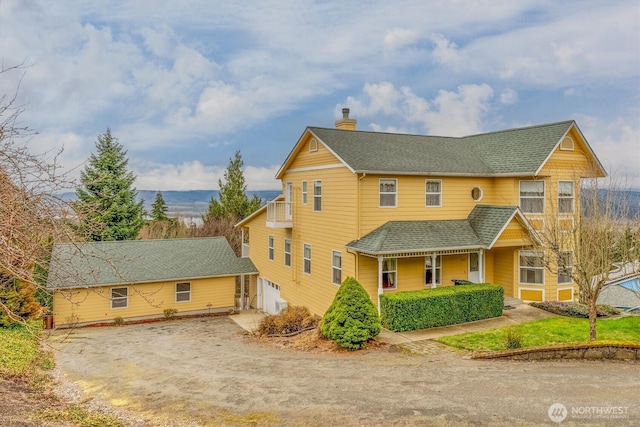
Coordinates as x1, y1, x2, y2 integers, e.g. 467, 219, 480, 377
46, 237, 257, 327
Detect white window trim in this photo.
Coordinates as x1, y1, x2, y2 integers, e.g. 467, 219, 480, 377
284, 238, 291, 267
471, 186, 483, 202
332, 250, 342, 285
382, 258, 397, 290
558, 180, 574, 214
379, 178, 397, 208
110, 287, 128, 309
518, 250, 545, 285
303, 243, 311, 275
313, 180, 322, 212
558, 251, 574, 285
301, 181, 308, 205
176, 282, 191, 303
519, 180, 545, 214
268, 235, 275, 261
425, 180, 442, 207
309, 138, 318, 152
558, 217, 575, 233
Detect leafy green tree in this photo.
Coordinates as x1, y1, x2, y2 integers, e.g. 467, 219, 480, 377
150, 192, 169, 221
204, 150, 261, 222
74, 129, 144, 241
320, 277, 381, 350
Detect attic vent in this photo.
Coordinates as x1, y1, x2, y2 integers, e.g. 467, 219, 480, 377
560, 136, 574, 151
309, 138, 318, 152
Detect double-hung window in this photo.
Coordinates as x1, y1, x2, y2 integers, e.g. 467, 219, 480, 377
382, 258, 396, 289
520, 181, 545, 214
558, 181, 574, 214
519, 251, 544, 284
558, 251, 573, 284
284, 239, 291, 267
379, 179, 397, 207
303, 244, 311, 274
313, 181, 322, 212
268, 235, 274, 261
176, 282, 191, 302
426, 180, 442, 207
332, 251, 342, 285
111, 287, 128, 309
301, 181, 308, 205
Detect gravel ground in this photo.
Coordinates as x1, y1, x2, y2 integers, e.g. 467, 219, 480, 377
49, 316, 639, 426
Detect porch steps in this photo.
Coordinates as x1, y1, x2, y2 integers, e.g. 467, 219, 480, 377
504, 296, 524, 308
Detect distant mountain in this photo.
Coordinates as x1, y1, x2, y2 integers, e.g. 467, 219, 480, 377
61, 189, 281, 220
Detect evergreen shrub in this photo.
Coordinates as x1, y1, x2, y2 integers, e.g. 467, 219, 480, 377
320, 277, 381, 350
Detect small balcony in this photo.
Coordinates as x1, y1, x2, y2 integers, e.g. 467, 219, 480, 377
266, 201, 293, 228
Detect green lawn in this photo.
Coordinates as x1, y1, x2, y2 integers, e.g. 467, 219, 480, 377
436, 316, 640, 351
0, 321, 52, 377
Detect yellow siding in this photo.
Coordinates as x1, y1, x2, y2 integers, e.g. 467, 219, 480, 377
520, 289, 544, 302
442, 254, 467, 286
558, 288, 574, 301
491, 247, 515, 297
493, 218, 531, 248
288, 135, 343, 170
52, 276, 236, 326
359, 175, 498, 235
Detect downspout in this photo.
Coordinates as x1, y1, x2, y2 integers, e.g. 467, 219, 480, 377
377, 256, 383, 315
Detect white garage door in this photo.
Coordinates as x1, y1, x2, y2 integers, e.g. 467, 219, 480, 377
259, 278, 281, 315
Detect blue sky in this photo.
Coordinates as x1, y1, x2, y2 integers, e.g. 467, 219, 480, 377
1, 0, 639, 190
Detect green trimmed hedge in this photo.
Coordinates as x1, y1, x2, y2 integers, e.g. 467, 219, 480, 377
380, 284, 504, 332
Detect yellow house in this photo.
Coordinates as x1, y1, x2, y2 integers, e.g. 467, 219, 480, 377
237, 110, 606, 315
47, 237, 257, 327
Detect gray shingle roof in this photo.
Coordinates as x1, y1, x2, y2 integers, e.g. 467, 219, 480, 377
309, 120, 574, 175
345, 205, 521, 255
46, 237, 257, 289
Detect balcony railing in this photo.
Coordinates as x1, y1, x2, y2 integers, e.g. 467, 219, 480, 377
266, 201, 293, 228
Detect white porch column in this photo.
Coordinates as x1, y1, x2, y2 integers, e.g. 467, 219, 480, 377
240, 275, 246, 310
377, 256, 383, 315
430, 254, 437, 288
479, 250, 485, 283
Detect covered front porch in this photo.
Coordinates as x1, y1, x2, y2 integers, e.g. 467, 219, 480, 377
345, 205, 536, 308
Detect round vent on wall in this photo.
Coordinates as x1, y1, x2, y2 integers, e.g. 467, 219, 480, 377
471, 187, 483, 201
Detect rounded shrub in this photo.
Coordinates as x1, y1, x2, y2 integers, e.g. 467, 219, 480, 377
320, 277, 381, 350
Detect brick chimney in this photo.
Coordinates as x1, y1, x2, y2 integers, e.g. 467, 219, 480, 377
335, 108, 357, 130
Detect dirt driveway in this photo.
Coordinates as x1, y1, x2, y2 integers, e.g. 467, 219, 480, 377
51, 316, 638, 426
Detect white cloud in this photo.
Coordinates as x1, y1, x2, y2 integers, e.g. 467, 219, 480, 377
500, 88, 518, 105
132, 160, 280, 191
430, 33, 462, 67
342, 82, 494, 136
384, 28, 419, 51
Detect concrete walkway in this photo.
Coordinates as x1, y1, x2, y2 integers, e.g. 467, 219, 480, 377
231, 298, 555, 345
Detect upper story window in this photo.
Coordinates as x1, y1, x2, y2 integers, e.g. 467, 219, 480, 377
313, 180, 322, 212
176, 282, 191, 302
520, 181, 545, 214
268, 235, 274, 261
309, 138, 318, 152
301, 181, 308, 205
560, 136, 574, 151
284, 239, 291, 267
111, 287, 128, 309
558, 181, 574, 214
426, 180, 442, 207
382, 258, 397, 289
471, 187, 483, 201
379, 179, 397, 207
519, 250, 544, 285
303, 244, 312, 274
332, 251, 342, 285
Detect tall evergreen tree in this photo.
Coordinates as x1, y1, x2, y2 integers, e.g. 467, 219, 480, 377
150, 192, 169, 221
74, 129, 144, 241
204, 150, 261, 222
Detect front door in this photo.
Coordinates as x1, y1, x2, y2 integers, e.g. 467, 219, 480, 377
468, 252, 480, 283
